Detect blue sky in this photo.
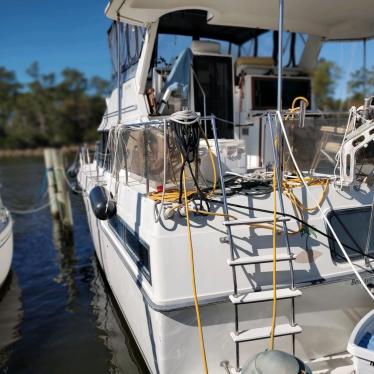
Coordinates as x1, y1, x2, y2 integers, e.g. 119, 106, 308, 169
1, 1, 373, 100
0, 0, 111, 83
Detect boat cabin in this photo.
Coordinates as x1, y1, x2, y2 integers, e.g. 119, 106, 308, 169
101, 8, 317, 171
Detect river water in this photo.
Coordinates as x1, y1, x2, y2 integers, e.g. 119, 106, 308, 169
0, 157, 148, 374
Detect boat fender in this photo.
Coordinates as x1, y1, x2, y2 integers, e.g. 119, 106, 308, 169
89, 186, 116, 220
241, 350, 311, 374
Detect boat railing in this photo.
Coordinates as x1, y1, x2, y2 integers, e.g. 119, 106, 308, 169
92, 115, 224, 195
84, 110, 354, 193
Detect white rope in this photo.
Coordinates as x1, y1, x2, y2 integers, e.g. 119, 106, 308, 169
169, 110, 200, 125
153, 120, 168, 222
276, 110, 374, 302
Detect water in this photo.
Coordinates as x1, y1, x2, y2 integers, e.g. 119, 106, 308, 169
0, 157, 149, 374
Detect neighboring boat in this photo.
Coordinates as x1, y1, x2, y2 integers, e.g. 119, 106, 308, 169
348, 309, 374, 374
0, 197, 13, 288
78, 1, 374, 373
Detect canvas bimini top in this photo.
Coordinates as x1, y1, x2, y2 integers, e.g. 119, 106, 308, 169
106, 0, 374, 40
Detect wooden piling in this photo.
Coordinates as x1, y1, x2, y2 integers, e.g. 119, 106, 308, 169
51, 148, 74, 229
44, 148, 59, 218
44, 148, 74, 235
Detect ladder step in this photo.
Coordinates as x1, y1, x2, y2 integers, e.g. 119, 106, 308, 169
222, 216, 290, 226
227, 253, 295, 266
230, 323, 302, 343
229, 288, 302, 304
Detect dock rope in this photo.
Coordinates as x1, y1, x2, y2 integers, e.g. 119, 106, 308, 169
9, 200, 51, 215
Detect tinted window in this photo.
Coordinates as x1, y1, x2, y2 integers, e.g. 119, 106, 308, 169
108, 21, 146, 84
96, 132, 111, 169
108, 215, 151, 281
121, 23, 146, 82
327, 206, 374, 262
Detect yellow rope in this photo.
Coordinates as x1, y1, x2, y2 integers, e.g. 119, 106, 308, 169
269, 149, 278, 350
182, 166, 209, 374
283, 177, 329, 213
149, 188, 196, 203
285, 96, 309, 121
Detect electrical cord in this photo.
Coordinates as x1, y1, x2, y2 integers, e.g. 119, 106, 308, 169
169, 111, 213, 212
182, 164, 209, 374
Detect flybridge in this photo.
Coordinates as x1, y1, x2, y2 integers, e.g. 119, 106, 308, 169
105, 0, 374, 40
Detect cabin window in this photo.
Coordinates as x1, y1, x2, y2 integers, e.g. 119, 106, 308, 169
156, 34, 192, 69
121, 23, 146, 82
326, 206, 374, 263
108, 215, 151, 282
108, 21, 146, 85
96, 131, 111, 169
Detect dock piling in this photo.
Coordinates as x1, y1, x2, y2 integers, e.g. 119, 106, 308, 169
44, 148, 74, 233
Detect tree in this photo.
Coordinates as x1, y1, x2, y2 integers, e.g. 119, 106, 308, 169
90, 76, 110, 97
346, 66, 374, 107
0, 67, 21, 142
312, 58, 341, 110
1, 63, 107, 149
59, 68, 87, 95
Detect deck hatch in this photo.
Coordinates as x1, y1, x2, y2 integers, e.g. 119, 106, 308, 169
326, 206, 374, 263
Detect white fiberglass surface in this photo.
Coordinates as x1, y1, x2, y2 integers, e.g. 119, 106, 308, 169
354, 311, 374, 350
358, 331, 374, 350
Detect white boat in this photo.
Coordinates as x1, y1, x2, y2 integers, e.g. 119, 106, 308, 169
78, 1, 374, 373
0, 197, 13, 288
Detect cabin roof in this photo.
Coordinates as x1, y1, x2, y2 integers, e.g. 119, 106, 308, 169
105, 0, 374, 40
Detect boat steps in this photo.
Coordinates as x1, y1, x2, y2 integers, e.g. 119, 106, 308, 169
229, 288, 302, 304
230, 323, 302, 343
227, 253, 295, 266
222, 216, 290, 226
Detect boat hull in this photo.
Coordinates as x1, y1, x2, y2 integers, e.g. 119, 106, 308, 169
0, 218, 13, 288
83, 194, 372, 373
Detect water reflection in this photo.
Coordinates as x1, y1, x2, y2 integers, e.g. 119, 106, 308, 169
91, 258, 149, 374
51, 217, 77, 312
0, 273, 23, 369
0, 156, 147, 374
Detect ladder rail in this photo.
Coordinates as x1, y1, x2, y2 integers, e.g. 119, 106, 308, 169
210, 116, 241, 370
268, 113, 297, 354
210, 114, 301, 371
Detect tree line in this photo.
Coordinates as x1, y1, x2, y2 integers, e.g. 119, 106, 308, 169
0, 62, 110, 149
0, 60, 373, 149
312, 59, 374, 111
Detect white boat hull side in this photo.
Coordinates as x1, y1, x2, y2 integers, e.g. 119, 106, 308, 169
0, 219, 13, 288
83, 200, 372, 373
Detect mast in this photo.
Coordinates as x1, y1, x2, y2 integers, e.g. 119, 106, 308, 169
276, 0, 285, 167
363, 38, 367, 97
277, 0, 284, 113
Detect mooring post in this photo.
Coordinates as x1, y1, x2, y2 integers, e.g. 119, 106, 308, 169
51, 148, 74, 229
44, 148, 59, 218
